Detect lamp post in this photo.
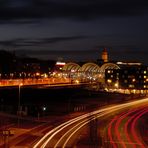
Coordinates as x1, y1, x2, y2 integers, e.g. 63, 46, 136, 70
18, 83, 23, 127
18, 83, 23, 114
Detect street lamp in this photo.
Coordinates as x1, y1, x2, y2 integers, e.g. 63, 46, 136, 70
18, 83, 23, 114
18, 83, 23, 127
114, 82, 119, 88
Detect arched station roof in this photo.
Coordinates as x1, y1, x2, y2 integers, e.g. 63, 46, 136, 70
81, 63, 100, 72
62, 62, 81, 72
100, 63, 120, 72
62, 62, 120, 74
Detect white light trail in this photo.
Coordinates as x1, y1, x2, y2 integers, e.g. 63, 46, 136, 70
33, 97, 148, 148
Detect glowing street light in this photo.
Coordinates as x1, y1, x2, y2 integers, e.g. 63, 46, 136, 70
107, 79, 112, 83
75, 80, 79, 84
114, 82, 119, 88
132, 78, 136, 82
42, 106, 47, 111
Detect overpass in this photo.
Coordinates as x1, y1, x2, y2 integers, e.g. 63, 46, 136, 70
0, 77, 71, 88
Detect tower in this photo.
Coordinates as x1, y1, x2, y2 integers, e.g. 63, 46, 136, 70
102, 48, 108, 62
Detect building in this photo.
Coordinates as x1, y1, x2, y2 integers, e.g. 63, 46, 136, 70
101, 48, 108, 63
105, 62, 148, 94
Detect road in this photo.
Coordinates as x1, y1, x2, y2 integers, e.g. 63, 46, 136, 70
106, 106, 147, 148
33, 97, 148, 148
0, 97, 147, 147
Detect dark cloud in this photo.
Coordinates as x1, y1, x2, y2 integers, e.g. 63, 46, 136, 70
0, 19, 40, 24
14, 46, 148, 64
16, 49, 94, 56
0, 36, 87, 47
0, 0, 148, 23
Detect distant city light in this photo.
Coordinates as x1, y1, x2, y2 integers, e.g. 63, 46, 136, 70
107, 79, 112, 83
56, 61, 66, 66
36, 72, 40, 76
133, 89, 136, 94
132, 78, 136, 82
117, 62, 142, 66
114, 82, 119, 88
107, 70, 111, 73
75, 80, 79, 84
42, 106, 47, 111
19, 83, 23, 86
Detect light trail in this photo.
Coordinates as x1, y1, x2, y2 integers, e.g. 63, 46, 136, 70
41, 111, 115, 148
33, 114, 88, 148
108, 110, 127, 148
114, 108, 141, 148
124, 107, 147, 148
131, 108, 148, 147
62, 111, 112, 148
108, 106, 148, 148
33, 97, 148, 148
62, 119, 91, 148
34, 106, 122, 147
54, 117, 90, 148
35, 106, 124, 148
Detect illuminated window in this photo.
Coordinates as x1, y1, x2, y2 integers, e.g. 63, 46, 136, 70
107, 79, 112, 83
124, 80, 128, 83
129, 84, 134, 88
114, 83, 119, 88
132, 78, 136, 82
111, 75, 113, 78
144, 76, 146, 79
144, 71, 147, 74
108, 70, 111, 73
36, 72, 40, 76
133, 89, 136, 94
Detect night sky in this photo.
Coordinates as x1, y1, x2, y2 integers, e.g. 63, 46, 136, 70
0, 0, 148, 64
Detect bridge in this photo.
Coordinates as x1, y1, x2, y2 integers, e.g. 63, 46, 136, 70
0, 78, 71, 87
